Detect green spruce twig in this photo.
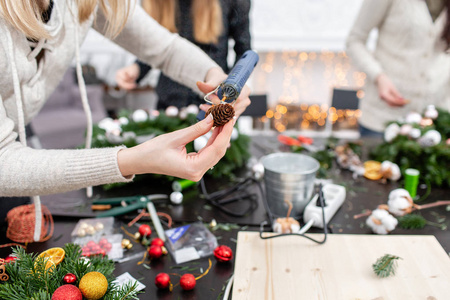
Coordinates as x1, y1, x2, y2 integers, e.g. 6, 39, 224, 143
372, 254, 402, 278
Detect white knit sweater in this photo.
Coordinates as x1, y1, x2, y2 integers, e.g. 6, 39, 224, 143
346, 0, 450, 132
0, 2, 219, 196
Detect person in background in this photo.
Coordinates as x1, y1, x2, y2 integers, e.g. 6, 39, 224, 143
115, 0, 252, 110
0, 0, 251, 198
346, 0, 450, 136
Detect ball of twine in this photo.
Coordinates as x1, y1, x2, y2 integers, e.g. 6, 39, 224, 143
6, 204, 54, 243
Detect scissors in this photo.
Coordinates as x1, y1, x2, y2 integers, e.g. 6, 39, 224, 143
93, 194, 168, 218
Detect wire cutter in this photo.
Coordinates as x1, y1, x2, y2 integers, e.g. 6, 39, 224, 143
93, 194, 168, 218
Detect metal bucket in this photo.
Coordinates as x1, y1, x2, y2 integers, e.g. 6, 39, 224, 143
261, 153, 319, 218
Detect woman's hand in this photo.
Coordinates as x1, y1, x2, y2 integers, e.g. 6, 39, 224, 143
117, 113, 236, 181
376, 73, 408, 107
197, 67, 251, 117
115, 63, 140, 90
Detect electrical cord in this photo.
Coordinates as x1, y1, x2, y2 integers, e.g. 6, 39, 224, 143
200, 177, 259, 217
258, 183, 328, 245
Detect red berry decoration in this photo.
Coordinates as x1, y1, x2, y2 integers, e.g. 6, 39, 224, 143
138, 224, 152, 237
154, 272, 171, 289
213, 245, 233, 262
63, 273, 77, 284
150, 237, 165, 247
51, 284, 82, 300
179, 274, 196, 291
4, 255, 17, 263
148, 245, 163, 259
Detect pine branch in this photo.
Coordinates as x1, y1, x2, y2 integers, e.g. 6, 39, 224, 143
372, 254, 401, 278
398, 214, 427, 229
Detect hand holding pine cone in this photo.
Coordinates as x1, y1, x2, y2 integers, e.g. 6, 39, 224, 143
206, 103, 235, 127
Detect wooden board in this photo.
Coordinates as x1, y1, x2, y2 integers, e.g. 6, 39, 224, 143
232, 232, 450, 300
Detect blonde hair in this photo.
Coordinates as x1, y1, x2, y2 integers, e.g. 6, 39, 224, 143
0, 0, 132, 40
143, 0, 223, 44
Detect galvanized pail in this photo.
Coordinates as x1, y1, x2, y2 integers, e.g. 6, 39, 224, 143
261, 153, 319, 218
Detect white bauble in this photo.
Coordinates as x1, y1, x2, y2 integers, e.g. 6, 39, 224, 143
98, 118, 114, 131
194, 136, 208, 151
405, 112, 422, 124
423, 130, 441, 145
399, 124, 412, 135
118, 117, 129, 125
252, 162, 265, 180
178, 108, 188, 120
409, 128, 421, 139
186, 104, 199, 115
424, 105, 438, 119
384, 123, 400, 142
165, 106, 179, 117
132, 109, 148, 122
170, 192, 183, 205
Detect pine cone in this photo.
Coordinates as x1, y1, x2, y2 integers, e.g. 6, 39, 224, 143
206, 103, 235, 127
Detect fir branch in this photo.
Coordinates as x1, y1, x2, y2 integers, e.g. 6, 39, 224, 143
398, 214, 427, 229
372, 254, 401, 278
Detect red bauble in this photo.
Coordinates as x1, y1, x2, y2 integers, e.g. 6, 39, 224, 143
154, 272, 171, 289
4, 255, 17, 263
63, 273, 77, 284
51, 284, 82, 300
139, 224, 152, 237
150, 237, 165, 247
148, 245, 162, 259
213, 245, 233, 262
179, 274, 196, 291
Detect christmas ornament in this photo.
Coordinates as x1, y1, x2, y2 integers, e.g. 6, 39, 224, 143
424, 105, 438, 119
186, 104, 199, 115
213, 245, 233, 262
165, 106, 179, 117
138, 224, 152, 238
36, 247, 65, 271
4, 255, 17, 263
154, 272, 171, 289
148, 245, 163, 259
408, 128, 421, 139
79, 271, 108, 300
121, 239, 133, 250
150, 237, 165, 247
132, 109, 148, 122
170, 191, 183, 204
205, 103, 235, 127
63, 273, 77, 284
405, 112, 422, 124
0, 264, 9, 281
51, 284, 82, 300
230, 127, 239, 141
194, 135, 208, 151
384, 123, 400, 142
179, 273, 196, 291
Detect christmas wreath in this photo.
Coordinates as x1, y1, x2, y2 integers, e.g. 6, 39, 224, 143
370, 106, 450, 187
0, 244, 139, 299
89, 106, 251, 189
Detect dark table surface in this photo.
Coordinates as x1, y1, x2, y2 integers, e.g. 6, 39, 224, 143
1, 134, 448, 299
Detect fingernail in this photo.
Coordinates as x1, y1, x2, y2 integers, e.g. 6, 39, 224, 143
206, 113, 214, 124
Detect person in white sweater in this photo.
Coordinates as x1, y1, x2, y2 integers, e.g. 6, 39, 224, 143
346, 0, 450, 135
0, 0, 251, 197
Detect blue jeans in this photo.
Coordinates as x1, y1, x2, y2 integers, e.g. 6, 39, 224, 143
359, 124, 383, 138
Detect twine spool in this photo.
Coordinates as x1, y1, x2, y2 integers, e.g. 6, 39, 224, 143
5, 204, 54, 243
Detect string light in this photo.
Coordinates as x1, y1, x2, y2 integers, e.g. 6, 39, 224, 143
254, 50, 365, 132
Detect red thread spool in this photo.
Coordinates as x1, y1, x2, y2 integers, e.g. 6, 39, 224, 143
5, 204, 54, 243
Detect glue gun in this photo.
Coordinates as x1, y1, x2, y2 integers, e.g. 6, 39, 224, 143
197, 50, 259, 120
